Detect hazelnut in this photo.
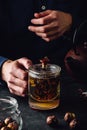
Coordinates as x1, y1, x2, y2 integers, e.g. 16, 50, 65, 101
46, 115, 59, 127
0, 121, 5, 128
7, 121, 18, 130
4, 117, 13, 125
69, 119, 77, 129
64, 112, 76, 123
1, 126, 10, 130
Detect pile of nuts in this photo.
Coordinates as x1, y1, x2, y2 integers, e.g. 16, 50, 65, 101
46, 112, 78, 129
64, 112, 77, 129
0, 117, 18, 130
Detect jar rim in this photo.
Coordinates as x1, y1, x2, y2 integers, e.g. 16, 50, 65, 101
28, 64, 61, 76
0, 96, 18, 111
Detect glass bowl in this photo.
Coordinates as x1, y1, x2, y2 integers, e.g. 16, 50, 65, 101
0, 96, 23, 130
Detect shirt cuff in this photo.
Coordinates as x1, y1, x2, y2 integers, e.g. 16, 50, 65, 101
0, 56, 8, 68
0, 56, 8, 87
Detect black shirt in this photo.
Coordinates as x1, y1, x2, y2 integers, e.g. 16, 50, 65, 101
0, 0, 86, 65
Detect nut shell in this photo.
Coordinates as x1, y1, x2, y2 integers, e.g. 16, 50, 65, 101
4, 117, 13, 125
0, 121, 5, 129
7, 121, 18, 130
69, 119, 77, 129
1, 126, 10, 130
46, 115, 59, 127
64, 112, 76, 123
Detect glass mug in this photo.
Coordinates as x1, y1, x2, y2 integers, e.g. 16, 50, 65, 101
28, 64, 61, 110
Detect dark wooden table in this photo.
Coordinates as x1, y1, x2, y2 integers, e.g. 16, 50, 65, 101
0, 69, 87, 130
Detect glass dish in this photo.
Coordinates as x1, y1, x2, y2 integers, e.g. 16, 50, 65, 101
0, 96, 23, 130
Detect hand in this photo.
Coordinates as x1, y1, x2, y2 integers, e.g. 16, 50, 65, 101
28, 10, 72, 42
1, 57, 32, 97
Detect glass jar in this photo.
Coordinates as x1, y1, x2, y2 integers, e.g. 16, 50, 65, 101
28, 64, 61, 110
0, 96, 23, 130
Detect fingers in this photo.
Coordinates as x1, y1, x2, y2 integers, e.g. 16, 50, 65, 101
8, 74, 28, 87
10, 57, 32, 79
3, 57, 32, 97
35, 26, 59, 37
28, 10, 72, 42
34, 10, 51, 18
18, 57, 32, 70
7, 73, 28, 97
42, 32, 63, 42
28, 10, 61, 42
29, 10, 52, 26
28, 21, 64, 42
30, 16, 51, 25
9, 85, 28, 97
28, 20, 58, 34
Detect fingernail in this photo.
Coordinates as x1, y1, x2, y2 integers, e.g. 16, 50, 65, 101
28, 26, 31, 30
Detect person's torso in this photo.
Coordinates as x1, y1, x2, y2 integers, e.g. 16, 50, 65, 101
0, 0, 79, 64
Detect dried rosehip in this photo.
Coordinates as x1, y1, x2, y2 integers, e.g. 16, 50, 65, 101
40, 56, 49, 69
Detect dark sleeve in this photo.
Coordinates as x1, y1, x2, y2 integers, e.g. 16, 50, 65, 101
0, 56, 8, 68
71, 0, 86, 29
0, 56, 8, 87
63, 0, 87, 41
70, 0, 87, 31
